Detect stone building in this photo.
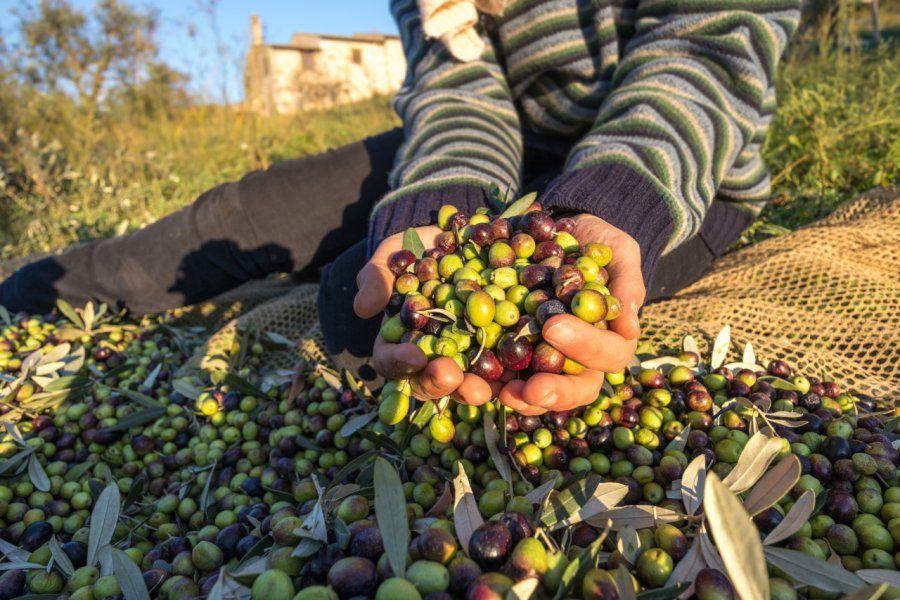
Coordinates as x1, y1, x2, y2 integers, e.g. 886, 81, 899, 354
243, 16, 405, 115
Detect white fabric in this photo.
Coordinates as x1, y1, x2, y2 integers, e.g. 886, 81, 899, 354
417, 0, 508, 61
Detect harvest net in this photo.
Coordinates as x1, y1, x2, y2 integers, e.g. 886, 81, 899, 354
3, 188, 897, 399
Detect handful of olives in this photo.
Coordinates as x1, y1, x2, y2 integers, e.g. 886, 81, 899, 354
378, 202, 622, 422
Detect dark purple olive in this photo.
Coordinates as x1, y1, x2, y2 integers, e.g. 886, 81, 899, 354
468, 522, 513, 570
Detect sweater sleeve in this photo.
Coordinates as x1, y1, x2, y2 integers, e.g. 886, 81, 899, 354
540, 1, 800, 282
369, 0, 524, 255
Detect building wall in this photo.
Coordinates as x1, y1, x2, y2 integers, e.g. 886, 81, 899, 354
245, 36, 406, 115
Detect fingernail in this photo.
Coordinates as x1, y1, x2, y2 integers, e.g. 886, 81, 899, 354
544, 321, 575, 344
395, 359, 421, 375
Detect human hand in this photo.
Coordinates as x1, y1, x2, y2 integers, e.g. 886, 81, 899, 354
354, 227, 497, 404
499, 214, 644, 415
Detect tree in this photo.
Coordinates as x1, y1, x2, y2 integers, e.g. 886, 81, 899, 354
12, 0, 162, 110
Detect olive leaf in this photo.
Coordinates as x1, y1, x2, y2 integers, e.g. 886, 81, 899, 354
326, 450, 376, 489
111, 547, 150, 600
223, 373, 266, 399
4, 420, 25, 445
710, 325, 731, 369
402, 228, 426, 259
48, 536, 74, 577
172, 379, 203, 400
82, 302, 96, 331
680, 454, 707, 516
97, 542, 114, 576
839, 583, 888, 600
722, 433, 785, 493
665, 535, 705, 594
639, 356, 694, 372
484, 412, 513, 488
56, 299, 85, 329
553, 525, 608, 600
757, 376, 802, 392
87, 483, 120, 568
742, 454, 801, 516
742, 342, 756, 366
506, 577, 540, 600
664, 425, 691, 454
295, 436, 324, 452
0, 537, 31, 562
589, 505, 681, 531
763, 489, 815, 546
698, 525, 728, 577
682, 335, 700, 356
514, 318, 541, 341
704, 472, 769, 600
617, 524, 641, 564
883, 415, 899, 435
266, 331, 297, 348
140, 363, 162, 391
115, 389, 162, 409
0, 448, 31, 477
64, 460, 95, 483
0, 305, 10, 326
855, 569, 900, 588
208, 568, 250, 600
636, 583, 692, 600
333, 517, 351, 550
293, 497, 327, 559
0, 562, 47, 571
373, 457, 410, 580
524, 477, 558, 505
316, 365, 344, 392
540, 476, 628, 531
339, 412, 377, 438
122, 477, 147, 514
233, 536, 273, 571
616, 564, 637, 600
357, 429, 403, 457
763, 546, 864, 593
108, 407, 167, 432
452, 461, 484, 557
498, 191, 538, 219
425, 483, 453, 519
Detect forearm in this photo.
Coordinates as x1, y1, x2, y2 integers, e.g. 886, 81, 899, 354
542, 0, 800, 279
372, 0, 524, 253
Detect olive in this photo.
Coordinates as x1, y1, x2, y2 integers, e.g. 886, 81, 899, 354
468, 522, 513, 571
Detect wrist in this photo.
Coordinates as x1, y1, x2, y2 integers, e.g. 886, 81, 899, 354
539, 164, 674, 287
368, 183, 493, 257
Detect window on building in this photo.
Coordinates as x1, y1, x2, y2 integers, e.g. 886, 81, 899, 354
351, 48, 362, 65
301, 50, 316, 71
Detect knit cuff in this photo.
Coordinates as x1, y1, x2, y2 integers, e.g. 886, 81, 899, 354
367, 184, 493, 256
539, 164, 675, 288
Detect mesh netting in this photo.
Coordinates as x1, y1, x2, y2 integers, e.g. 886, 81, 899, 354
640, 188, 899, 400
2, 188, 897, 399
168, 277, 330, 372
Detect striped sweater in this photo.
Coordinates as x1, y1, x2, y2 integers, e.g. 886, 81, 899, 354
369, 0, 801, 283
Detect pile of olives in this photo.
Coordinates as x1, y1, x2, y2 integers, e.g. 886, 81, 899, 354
377, 202, 623, 424
0, 298, 897, 599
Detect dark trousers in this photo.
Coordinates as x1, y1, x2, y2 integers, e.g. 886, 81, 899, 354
0, 128, 747, 376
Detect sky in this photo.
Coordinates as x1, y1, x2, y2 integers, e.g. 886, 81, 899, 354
0, 0, 399, 102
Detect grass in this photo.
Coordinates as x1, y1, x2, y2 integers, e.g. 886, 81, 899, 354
738, 38, 900, 247
0, 96, 400, 260
1, 21, 898, 262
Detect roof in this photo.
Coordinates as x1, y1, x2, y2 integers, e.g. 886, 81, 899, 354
266, 31, 399, 52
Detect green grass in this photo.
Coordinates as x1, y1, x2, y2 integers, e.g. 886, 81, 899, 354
1, 30, 898, 262
0, 96, 400, 260
737, 39, 900, 247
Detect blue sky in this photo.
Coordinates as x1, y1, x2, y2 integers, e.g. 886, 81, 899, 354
0, 0, 398, 102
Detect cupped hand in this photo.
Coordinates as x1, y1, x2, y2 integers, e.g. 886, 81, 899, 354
354, 227, 494, 405
499, 214, 644, 415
